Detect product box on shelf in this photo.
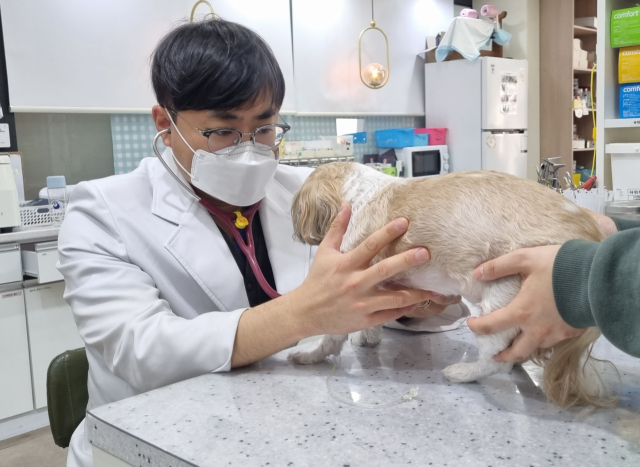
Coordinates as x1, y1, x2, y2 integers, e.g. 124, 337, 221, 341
620, 82, 640, 118
612, 6, 640, 48
619, 46, 640, 83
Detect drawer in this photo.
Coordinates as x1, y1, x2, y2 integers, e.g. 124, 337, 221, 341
21, 241, 63, 284
24, 280, 84, 409
0, 243, 22, 285
0, 286, 34, 420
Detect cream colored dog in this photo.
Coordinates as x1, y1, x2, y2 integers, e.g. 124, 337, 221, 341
287, 162, 610, 407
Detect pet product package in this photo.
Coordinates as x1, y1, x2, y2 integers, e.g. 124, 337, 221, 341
612, 6, 640, 48
619, 82, 640, 118
619, 46, 640, 82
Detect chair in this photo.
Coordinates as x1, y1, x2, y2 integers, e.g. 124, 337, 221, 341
46, 348, 89, 448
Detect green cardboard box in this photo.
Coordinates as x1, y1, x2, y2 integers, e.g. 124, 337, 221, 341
612, 6, 640, 48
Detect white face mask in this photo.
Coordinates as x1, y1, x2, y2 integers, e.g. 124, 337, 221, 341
167, 112, 279, 207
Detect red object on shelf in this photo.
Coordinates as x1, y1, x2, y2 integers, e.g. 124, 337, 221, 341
415, 127, 447, 145
582, 175, 597, 190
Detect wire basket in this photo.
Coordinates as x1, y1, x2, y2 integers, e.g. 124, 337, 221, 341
20, 204, 53, 228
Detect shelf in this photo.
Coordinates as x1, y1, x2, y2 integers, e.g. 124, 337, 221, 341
573, 148, 595, 151
573, 68, 595, 74
573, 25, 597, 37
605, 118, 640, 128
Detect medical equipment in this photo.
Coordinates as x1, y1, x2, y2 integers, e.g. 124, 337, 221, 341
0, 155, 20, 231
153, 130, 280, 299
537, 157, 565, 191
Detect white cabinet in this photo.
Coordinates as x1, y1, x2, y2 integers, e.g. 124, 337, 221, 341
0, 287, 34, 419
24, 281, 84, 409
0, 243, 22, 285
2, 0, 295, 113
21, 241, 64, 284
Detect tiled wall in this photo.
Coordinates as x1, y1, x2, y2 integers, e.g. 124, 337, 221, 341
110, 114, 424, 175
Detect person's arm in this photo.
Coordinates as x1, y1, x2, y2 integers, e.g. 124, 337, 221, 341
467, 218, 640, 360
553, 227, 640, 357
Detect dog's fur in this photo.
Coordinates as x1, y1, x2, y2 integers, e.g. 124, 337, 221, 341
287, 162, 613, 407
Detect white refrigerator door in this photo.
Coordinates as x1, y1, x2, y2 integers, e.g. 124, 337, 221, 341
482, 58, 528, 130
482, 131, 528, 178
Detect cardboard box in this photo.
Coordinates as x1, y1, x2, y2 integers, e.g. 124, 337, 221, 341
573, 38, 583, 50
619, 82, 640, 118
612, 6, 640, 48
619, 46, 640, 83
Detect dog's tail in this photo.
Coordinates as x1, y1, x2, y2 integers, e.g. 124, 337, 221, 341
532, 328, 619, 407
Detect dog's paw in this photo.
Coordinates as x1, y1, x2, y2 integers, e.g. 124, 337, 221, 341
350, 330, 381, 347
287, 349, 325, 365
443, 362, 479, 383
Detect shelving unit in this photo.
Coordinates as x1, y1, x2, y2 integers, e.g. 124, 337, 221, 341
596, 0, 640, 189
541, 0, 597, 178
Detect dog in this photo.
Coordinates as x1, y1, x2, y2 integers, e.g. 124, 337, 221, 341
287, 162, 612, 407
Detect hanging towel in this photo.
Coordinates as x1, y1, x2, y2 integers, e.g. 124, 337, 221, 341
435, 17, 496, 62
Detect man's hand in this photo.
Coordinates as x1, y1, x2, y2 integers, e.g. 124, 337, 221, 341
292, 203, 434, 336
467, 246, 584, 362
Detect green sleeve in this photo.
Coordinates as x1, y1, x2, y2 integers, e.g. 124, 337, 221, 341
612, 216, 640, 232
552, 228, 640, 358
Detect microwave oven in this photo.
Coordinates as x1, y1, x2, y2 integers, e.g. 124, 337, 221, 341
395, 145, 449, 178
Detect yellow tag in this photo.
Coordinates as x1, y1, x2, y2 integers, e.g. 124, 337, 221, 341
234, 211, 249, 229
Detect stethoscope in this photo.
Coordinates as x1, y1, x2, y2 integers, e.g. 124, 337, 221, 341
153, 129, 280, 299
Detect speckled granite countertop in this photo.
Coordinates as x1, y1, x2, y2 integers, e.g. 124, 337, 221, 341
87, 327, 640, 467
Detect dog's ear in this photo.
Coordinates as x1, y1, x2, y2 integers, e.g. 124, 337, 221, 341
291, 170, 343, 245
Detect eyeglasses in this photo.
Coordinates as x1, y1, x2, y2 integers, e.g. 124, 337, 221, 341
170, 110, 290, 156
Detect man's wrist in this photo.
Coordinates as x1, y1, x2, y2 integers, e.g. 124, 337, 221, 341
277, 287, 318, 342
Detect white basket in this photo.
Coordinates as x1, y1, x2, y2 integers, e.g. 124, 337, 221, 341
20, 204, 52, 228
563, 188, 613, 214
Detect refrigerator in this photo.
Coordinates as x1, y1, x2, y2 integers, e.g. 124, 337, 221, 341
424, 57, 528, 178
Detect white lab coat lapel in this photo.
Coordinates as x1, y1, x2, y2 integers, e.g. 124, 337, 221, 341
151, 149, 249, 312
260, 178, 312, 295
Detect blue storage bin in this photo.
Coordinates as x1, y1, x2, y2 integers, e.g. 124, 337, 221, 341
375, 128, 415, 148
347, 132, 368, 144
413, 133, 429, 146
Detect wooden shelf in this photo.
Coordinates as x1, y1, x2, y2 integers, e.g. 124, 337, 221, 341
574, 25, 597, 37
573, 147, 595, 151
573, 67, 595, 74
605, 118, 640, 128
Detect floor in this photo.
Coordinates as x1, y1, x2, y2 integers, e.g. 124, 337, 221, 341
0, 427, 67, 467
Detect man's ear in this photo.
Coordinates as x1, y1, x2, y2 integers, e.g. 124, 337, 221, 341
152, 105, 172, 147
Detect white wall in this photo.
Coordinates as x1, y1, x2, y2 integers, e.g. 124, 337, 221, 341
292, 0, 454, 115
471, 0, 540, 180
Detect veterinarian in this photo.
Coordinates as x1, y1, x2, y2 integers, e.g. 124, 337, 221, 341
468, 210, 640, 360
57, 19, 453, 467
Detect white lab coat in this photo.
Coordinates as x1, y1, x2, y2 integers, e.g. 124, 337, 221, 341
58, 149, 314, 467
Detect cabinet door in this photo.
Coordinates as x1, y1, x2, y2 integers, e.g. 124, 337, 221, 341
0, 288, 34, 420
24, 281, 85, 409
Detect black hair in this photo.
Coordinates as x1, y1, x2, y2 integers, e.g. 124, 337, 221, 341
151, 18, 285, 112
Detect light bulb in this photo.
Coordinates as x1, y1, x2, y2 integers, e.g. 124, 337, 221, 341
362, 62, 387, 88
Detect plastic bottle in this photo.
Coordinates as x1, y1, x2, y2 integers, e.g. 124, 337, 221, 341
47, 176, 67, 227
